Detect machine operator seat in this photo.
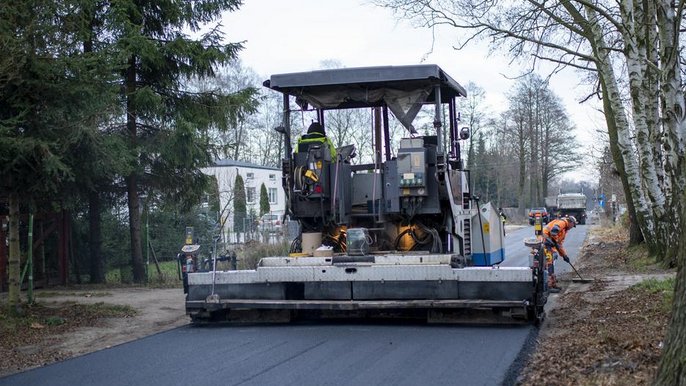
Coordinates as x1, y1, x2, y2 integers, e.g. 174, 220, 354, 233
295, 122, 336, 162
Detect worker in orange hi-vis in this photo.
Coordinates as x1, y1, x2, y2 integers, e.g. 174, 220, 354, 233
542, 216, 578, 292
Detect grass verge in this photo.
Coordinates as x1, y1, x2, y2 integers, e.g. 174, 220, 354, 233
631, 277, 675, 313
106, 260, 181, 288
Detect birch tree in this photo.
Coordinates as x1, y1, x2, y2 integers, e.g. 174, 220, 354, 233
372, 0, 686, 382
373, 0, 683, 251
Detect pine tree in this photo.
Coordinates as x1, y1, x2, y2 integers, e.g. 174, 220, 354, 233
0, 1, 117, 306
103, 0, 258, 282
233, 174, 247, 239
259, 183, 270, 216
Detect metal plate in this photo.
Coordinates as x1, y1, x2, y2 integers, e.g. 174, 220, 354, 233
186, 298, 528, 311
188, 265, 532, 285
258, 254, 454, 266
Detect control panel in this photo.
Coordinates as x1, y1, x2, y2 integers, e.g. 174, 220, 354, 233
397, 138, 427, 197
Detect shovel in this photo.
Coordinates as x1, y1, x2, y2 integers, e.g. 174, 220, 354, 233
549, 237, 594, 283
567, 260, 593, 283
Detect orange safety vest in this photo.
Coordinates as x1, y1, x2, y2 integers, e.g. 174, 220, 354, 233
542, 218, 569, 257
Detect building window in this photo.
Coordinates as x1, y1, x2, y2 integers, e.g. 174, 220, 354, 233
268, 188, 278, 204
246, 172, 254, 180
269, 174, 276, 181
247, 187, 256, 203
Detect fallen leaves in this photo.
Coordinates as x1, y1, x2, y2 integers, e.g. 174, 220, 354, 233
518, 226, 672, 386
0, 301, 133, 377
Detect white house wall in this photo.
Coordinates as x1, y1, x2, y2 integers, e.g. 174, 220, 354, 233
202, 161, 285, 243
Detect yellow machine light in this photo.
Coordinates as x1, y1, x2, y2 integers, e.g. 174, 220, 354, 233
185, 227, 194, 245
534, 217, 542, 234
327, 226, 348, 252
304, 169, 319, 182
483, 223, 490, 233
331, 225, 347, 238
397, 224, 416, 251
402, 188, 410, 196
316, 160, 322, 169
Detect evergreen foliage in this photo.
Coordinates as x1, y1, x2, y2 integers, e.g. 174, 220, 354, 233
0, 1, 115, 197
0, 0, 122, 300
259, 183, 270, 216
233, 174, 247, 233
105, 0, 257, 282
0, 0, 260, 286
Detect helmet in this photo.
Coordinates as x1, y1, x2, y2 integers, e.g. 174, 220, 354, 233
566, 216, 577, 228
307, 122, 325, 135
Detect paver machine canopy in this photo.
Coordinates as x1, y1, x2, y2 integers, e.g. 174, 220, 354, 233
264, 65, 475, 255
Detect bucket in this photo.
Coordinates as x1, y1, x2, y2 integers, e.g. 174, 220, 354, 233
301, 232, 322, 256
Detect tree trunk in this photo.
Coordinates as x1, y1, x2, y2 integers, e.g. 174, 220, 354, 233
655, 186, 686, 384
88, 191, 105, 283
620, 1, 669, 261
560, 1, 644, 244
656, 0, 686, 200
7, 193, 21, 312
655, 0, 685, 267
585, 5, 654, 247
127, 175, 145, 283
654, 1, 686, 379
126, 54, 146, 284
598, 87, 643, 244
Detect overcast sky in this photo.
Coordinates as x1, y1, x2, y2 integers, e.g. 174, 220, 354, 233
220, 0, 604, 182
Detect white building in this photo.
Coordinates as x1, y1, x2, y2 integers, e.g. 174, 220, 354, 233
202, 160, 285, 243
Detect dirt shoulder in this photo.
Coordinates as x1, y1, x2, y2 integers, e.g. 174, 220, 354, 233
0, 287, 187, 377
517, 225, 675, 385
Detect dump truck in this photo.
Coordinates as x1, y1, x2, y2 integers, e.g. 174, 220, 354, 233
556, 193, 587, 224
184, 65, 548, 324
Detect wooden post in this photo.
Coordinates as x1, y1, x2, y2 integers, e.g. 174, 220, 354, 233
148, 239, 163, 278
27, 214, 34, 303
58, 210, 68, 285
8, 194, 20, 309
39, 221, 46, 285
0, 217, 6, 292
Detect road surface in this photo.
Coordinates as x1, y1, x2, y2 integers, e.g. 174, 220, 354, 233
1, 225, 588, 386
1, 322, 536, 386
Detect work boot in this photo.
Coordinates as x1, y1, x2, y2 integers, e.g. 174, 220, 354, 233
548, 274, 562, 293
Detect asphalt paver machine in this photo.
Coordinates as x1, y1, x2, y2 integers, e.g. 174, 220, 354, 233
185, 65, 547, 323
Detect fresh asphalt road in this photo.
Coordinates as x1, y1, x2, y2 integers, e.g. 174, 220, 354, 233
1, 225, 588, 386
1, 323, 534, 386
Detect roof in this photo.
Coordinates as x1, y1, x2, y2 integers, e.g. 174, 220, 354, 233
210, 159, 280, 171
263, 64, 467, 109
